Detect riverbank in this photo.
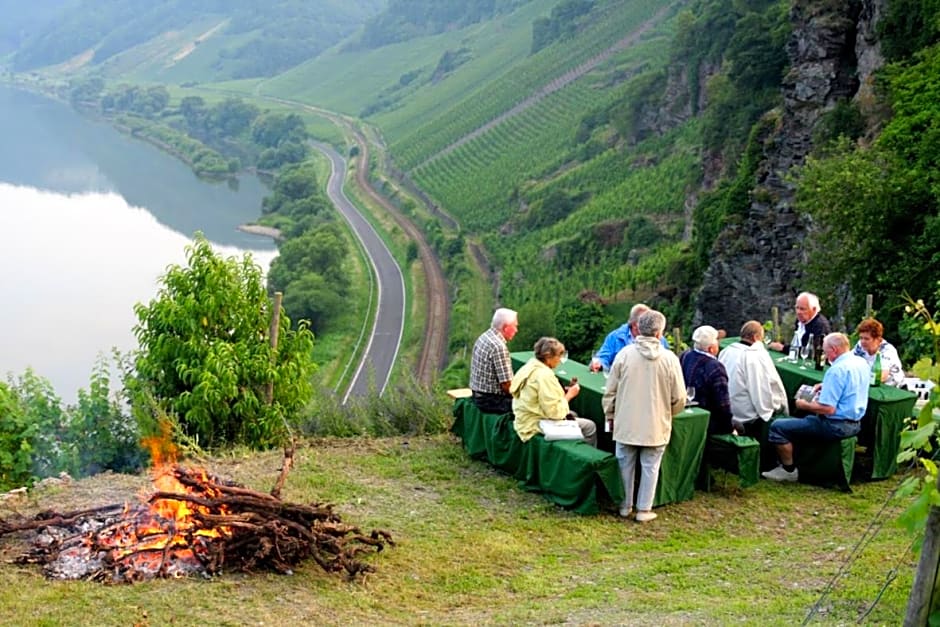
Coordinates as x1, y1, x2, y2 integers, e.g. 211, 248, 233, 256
237, 223, 281, 239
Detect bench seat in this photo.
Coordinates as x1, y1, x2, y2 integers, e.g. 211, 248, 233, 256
451, 397, 623, 514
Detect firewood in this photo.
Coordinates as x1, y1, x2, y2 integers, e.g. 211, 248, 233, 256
0, 464, 393, 583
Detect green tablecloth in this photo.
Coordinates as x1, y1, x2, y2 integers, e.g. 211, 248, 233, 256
451, 397, 623, 514
718, 338, 917, 479
510, 352, 710, 506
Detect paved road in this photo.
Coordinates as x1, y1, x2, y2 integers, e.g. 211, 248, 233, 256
312, 142, 405, 402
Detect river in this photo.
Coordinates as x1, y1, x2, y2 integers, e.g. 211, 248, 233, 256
0, 85, 277, 403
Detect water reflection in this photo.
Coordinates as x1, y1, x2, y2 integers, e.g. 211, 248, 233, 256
0, 184, 276, 404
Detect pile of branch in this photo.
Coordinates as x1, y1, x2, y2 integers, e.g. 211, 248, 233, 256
0, 459, 393, 583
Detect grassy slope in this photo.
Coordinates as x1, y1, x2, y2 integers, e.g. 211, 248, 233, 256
259, 0, 557, 118
0, 436, 916, 624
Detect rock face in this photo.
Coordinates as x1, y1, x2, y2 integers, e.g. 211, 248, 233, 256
694, 0, 885, 331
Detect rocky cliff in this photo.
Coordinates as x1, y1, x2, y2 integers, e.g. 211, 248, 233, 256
694, 0, 885, 331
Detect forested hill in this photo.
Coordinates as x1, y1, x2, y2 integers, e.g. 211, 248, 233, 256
5, 0, 386, 80
8, 0, 940, 377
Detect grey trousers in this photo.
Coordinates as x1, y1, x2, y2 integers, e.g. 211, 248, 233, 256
615, 442, 666, 512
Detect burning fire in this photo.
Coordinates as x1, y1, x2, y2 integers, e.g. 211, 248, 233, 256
15, 419, 393, 583
35, 421, 234, 582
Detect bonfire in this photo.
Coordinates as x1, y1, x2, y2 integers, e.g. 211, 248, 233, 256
0, 434, 393, 583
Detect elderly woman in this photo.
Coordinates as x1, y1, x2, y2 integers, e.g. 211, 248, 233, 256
853, 318, 905, 386
510, 337, 597, 446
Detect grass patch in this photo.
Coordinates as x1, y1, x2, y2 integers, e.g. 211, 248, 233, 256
0, 436, 918, 625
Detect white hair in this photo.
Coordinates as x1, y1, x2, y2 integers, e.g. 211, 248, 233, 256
628, 303, 650, 324
797, 291, 820, 312
637, 310, 666, 336
491, 308, 518, 330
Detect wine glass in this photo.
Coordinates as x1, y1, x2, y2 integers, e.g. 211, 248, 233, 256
799, 343, 810, 369
685, 386, 696, 410
763, 325, 773, 348
558, 350, 568, 375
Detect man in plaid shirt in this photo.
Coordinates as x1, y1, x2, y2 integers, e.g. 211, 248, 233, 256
470, 308, 519, 414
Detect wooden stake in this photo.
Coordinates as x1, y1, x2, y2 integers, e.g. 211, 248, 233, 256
905, 472, 940, 625
771, 306, 780, 342
266, 292, 283, 405
865, 294, 874, 319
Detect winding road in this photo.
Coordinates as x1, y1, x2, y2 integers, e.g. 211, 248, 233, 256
312, 141, 405, 402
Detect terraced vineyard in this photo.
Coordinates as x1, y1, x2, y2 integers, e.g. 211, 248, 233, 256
387, 0, 676, 170
407, 13, 676, 231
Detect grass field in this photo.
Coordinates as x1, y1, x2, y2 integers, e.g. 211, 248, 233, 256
0, 435, 919, 625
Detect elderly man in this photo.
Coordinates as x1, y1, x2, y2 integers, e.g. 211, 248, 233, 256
680, 325, 733, 435
762, 333, 869, 482
770, 292, 831, 352
469, 308, 518, 414
589, 302, 667, 372
719, 320, 789, 434
603, 310, 685, 522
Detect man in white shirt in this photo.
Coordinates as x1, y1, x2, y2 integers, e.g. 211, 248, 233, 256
719, 320, 789, 435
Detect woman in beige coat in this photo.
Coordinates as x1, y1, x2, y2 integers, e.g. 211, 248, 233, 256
602, 309, 686, 522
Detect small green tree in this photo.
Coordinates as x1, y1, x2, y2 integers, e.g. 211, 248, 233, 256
130, 235, 315, 449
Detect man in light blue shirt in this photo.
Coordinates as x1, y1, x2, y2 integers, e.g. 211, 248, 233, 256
590, 303, 667, 372
762, 333, 870, 482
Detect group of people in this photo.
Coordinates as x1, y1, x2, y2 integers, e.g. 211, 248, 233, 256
466, 292, 905, 522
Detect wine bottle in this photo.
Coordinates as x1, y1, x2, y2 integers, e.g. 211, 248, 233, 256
871, 352, 882, 386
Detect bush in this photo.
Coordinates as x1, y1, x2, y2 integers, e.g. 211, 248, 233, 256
130, 235, 316, 449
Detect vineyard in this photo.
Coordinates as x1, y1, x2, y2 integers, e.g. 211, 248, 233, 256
403, 11, 676, 231
386, 0, 675, 170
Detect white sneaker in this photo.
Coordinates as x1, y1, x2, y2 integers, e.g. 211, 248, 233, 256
761, 465, 799, 482
635, 511, 657, 523
619, 504, 633, 518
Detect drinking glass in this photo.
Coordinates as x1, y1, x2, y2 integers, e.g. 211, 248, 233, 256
799, 343, 810, 369
686, 386, 696, 408
763, 326, 773, 348
558, 350, 568, 375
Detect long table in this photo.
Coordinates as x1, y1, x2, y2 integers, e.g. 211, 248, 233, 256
510, 352, 710, 506
451, 398, 624, 514
718, 338, 917, 479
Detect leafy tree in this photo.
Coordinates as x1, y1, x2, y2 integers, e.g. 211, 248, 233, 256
251, 112, 308, 148
0, 381, 35, 491
507, 301, 557, 353
130, 235, 315, 449
209, 98, 260, 138
553, 298, 611, 363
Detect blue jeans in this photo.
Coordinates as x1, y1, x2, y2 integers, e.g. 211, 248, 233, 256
767, 415, 861, 445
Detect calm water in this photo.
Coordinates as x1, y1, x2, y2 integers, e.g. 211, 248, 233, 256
0, 85, 277, 402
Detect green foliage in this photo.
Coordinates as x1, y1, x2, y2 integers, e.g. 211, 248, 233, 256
352, 0, 526, 50
553, 298, 611, 363
12, 0, 385, 79
302, 382, 451, 438
531, 0, 594, 54
795, 139, 918, 322
812, 99, 865, 146
0, 381, 36, 491
0, 362, 143, 491
877, 0, 940, 61
130, 235, 316, 449
896, 290, 940, 549
508, 301, 557, 353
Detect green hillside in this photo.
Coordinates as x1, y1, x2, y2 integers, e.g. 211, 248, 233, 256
260, 0, 558, 116
11, 0, 940, 373
9, 0, 386, 79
